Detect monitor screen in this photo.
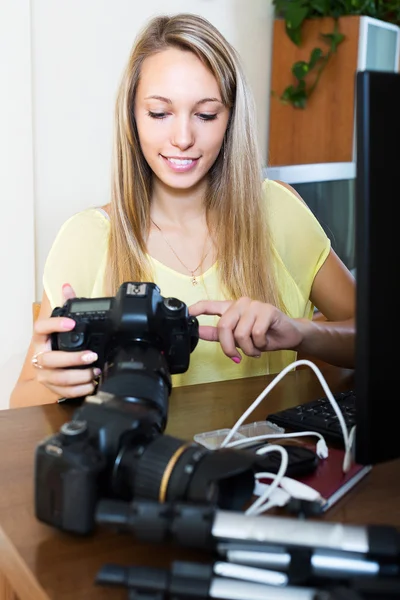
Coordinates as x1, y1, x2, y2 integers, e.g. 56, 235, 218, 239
354, 70, 400, 465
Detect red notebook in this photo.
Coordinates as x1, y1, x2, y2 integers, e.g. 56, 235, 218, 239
296, 446, 372, 511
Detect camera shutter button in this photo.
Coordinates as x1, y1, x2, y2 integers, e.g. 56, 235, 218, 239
163, 297, 183, 312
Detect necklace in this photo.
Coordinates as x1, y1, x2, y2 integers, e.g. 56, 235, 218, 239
150, 218, 211, 286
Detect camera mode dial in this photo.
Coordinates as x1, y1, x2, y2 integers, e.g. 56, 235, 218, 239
60, 420, 88, 444
163, 297, 183, 312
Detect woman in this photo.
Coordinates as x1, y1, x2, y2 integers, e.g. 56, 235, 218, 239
10, 13, 355, 408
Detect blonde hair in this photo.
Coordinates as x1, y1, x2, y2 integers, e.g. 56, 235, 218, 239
107, 13, 283, 308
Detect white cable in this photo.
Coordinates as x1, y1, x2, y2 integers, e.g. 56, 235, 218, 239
244, 445, 288, 516
219, 359, 353, 472
257, 473, 322, 502
226, 431, 329, 459
252, 484, 291, 513
250, 472, 323, 516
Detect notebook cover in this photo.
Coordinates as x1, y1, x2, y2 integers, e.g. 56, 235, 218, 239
296, 446, 372, 511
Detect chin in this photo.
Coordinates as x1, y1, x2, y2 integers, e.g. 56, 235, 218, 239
157, 171, 207, 191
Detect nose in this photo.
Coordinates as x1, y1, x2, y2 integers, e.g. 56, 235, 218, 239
171, 115, 195, 151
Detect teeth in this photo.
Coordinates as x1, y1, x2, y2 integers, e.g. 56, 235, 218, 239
167, 158, 194, 165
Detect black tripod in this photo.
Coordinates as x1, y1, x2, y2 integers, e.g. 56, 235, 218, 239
93, 499, 400, 599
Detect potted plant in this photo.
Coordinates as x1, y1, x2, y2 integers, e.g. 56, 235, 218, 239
272, 0, 400, 109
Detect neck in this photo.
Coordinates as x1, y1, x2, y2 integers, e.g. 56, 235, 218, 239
150, 176, 208, 227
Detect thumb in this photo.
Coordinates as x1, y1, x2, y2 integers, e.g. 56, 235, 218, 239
62, 283, 76, 301
198, 325, 219, 342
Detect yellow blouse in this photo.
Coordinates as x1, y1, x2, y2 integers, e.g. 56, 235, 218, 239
43, 180, 330, 387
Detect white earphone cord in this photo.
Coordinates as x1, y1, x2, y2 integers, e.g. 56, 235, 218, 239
219, 359, 354, 473
215, 359, 356, 515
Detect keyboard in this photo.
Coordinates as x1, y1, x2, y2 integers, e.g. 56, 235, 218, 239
266, 390, 356, 447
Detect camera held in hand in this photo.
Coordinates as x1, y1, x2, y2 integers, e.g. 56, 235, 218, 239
34, 282, 258, 536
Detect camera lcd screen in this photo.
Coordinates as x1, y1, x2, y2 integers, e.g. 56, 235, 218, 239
70, 299, 111, 313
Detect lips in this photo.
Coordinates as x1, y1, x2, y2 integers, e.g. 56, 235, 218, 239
160, 154, 200, 173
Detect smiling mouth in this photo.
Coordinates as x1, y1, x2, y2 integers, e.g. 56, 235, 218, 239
160, 154, 201, 173
162, 156, 200, 165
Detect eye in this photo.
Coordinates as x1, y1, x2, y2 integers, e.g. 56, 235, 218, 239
197, 113, 218, 121
147, 111, 167, 120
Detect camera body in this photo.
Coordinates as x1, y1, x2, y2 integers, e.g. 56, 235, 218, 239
51, 281, 199, 374
34, 397, 163, 534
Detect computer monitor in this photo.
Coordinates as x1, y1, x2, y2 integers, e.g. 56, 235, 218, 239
354, 70, 400, 465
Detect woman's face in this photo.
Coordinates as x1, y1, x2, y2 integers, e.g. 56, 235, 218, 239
134, 47, 230, 191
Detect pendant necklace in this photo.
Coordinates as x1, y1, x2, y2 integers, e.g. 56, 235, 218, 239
151, 218, 211, 286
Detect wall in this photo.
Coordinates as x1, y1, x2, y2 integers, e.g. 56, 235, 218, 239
0, 0, 274, 409
0, 0, 35, 410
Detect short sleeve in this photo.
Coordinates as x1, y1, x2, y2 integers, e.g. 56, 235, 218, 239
43, 209, 110, 308
263, 179, 331, 304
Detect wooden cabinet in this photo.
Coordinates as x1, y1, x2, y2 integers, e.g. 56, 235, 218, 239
268, 16, 400, 167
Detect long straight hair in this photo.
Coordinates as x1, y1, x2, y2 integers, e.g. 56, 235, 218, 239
107, 13, 283, 309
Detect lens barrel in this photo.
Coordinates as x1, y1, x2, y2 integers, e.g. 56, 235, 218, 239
119, 435, 256, 511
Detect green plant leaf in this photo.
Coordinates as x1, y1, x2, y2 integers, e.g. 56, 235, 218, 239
285, 3, 309, 29
321, 31, 345, 51
310, 0, 330, 14
282, 87, 307, 108
309, 47, 323, 68
280, 79, 307, 108
292, 60, 309, 80
284, 3, 309, 44
285, 24, 302, 45
293, 95, 307, 108
280, 85, 296, 103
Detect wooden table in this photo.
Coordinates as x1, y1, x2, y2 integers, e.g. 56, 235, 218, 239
1, 365, 400, 599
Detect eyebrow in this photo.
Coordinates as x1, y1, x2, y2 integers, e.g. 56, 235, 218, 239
144, 95, 223, 105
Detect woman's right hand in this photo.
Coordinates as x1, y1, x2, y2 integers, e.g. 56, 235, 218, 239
31, 284, 100, 400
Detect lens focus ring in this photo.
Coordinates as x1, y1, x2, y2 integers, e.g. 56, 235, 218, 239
134, 435, 188, 502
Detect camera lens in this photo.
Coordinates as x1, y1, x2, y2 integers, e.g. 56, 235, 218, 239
118, 435, 256, 511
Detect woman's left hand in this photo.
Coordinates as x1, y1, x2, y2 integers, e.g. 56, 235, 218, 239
189, 298, 304, 362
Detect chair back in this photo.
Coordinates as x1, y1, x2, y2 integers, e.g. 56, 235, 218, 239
32, 302, 41, 323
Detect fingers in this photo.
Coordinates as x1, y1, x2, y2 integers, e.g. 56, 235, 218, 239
32, 283, 96, 400
218, 299, 262, 358
196, 298, 261, 359
189, 300, 232, 317
216, 307, 245, 359
198, 325, 220, 342
33, 349, 98, 369
62, 283, 76, 301
32, 285, 77, 349
251, 312, 273, 350
232, 309, 261, 357
195, 298, 278, 360
34, 316, 76, 338
33, 350, 100, 398
46, 381, 97, 400
36, 365, 99, 389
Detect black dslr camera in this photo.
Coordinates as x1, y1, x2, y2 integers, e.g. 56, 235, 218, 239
34, 282, 258, 535
50, 281, 199, 378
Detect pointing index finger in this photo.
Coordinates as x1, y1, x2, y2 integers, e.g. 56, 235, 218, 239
189, 300, 232, 317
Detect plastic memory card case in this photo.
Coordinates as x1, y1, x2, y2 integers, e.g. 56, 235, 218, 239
193, 421, 284, 449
